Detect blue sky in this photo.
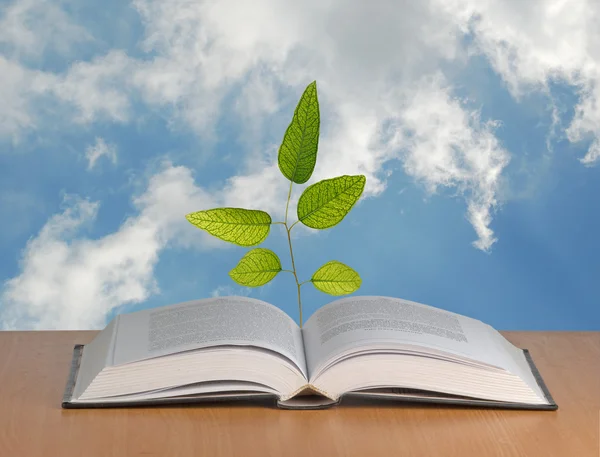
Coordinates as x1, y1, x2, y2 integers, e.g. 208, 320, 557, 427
0, 0, 598, 330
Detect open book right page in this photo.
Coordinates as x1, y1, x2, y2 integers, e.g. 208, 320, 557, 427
301, 296, 545, 398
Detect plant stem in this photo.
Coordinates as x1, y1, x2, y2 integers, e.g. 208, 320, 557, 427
284, 181, 293, 223
284, 181, 303, 327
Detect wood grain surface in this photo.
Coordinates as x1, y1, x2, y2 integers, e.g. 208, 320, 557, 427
0, 331, 598, 457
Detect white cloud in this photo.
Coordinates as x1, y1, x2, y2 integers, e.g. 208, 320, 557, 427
0, 55, 56, 143
435, 0, 600, 165
381, 73, 510, 251
0, 163, 218, 330
211, 285, 252, 298
0, 0, 557, 252
4, 0, 600, 171
0, 56, 36, 141
125, 0, 512, 248
568, 87, 600, 166
0, 0, 133, 140
0, 51, 132, 143
85, 137, 117, 170
0, 0, 92, 59
578, 141, 600, 166
51, 50, 134, 124
222, 163, 289, 217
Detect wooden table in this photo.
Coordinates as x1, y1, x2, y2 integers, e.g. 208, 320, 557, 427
0, 331, 598, 457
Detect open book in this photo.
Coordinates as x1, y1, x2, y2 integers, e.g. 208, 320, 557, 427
62, 296, 557, 410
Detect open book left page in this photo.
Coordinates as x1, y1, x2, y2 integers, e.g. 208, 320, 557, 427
69, 296, 308, 403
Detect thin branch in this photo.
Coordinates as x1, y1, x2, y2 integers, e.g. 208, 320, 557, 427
283, 180, 303, 327
285, 223, 303, 327
284, 181, 293, 225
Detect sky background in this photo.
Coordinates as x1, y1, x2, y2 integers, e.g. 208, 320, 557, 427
0, 0, 599, 331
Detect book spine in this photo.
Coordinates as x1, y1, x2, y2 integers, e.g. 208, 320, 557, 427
62, 344, 85, 407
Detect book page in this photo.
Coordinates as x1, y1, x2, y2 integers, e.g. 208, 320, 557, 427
302, 296, 516, 379
110, 296, 307, 378
72, 317, 119, 399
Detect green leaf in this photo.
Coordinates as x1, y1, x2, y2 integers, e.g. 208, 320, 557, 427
278, 81, 320, 184
297, 175, 366, 229
186, 208, 271, 246
229, 248, 282, 287
311, 261, 361, 296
